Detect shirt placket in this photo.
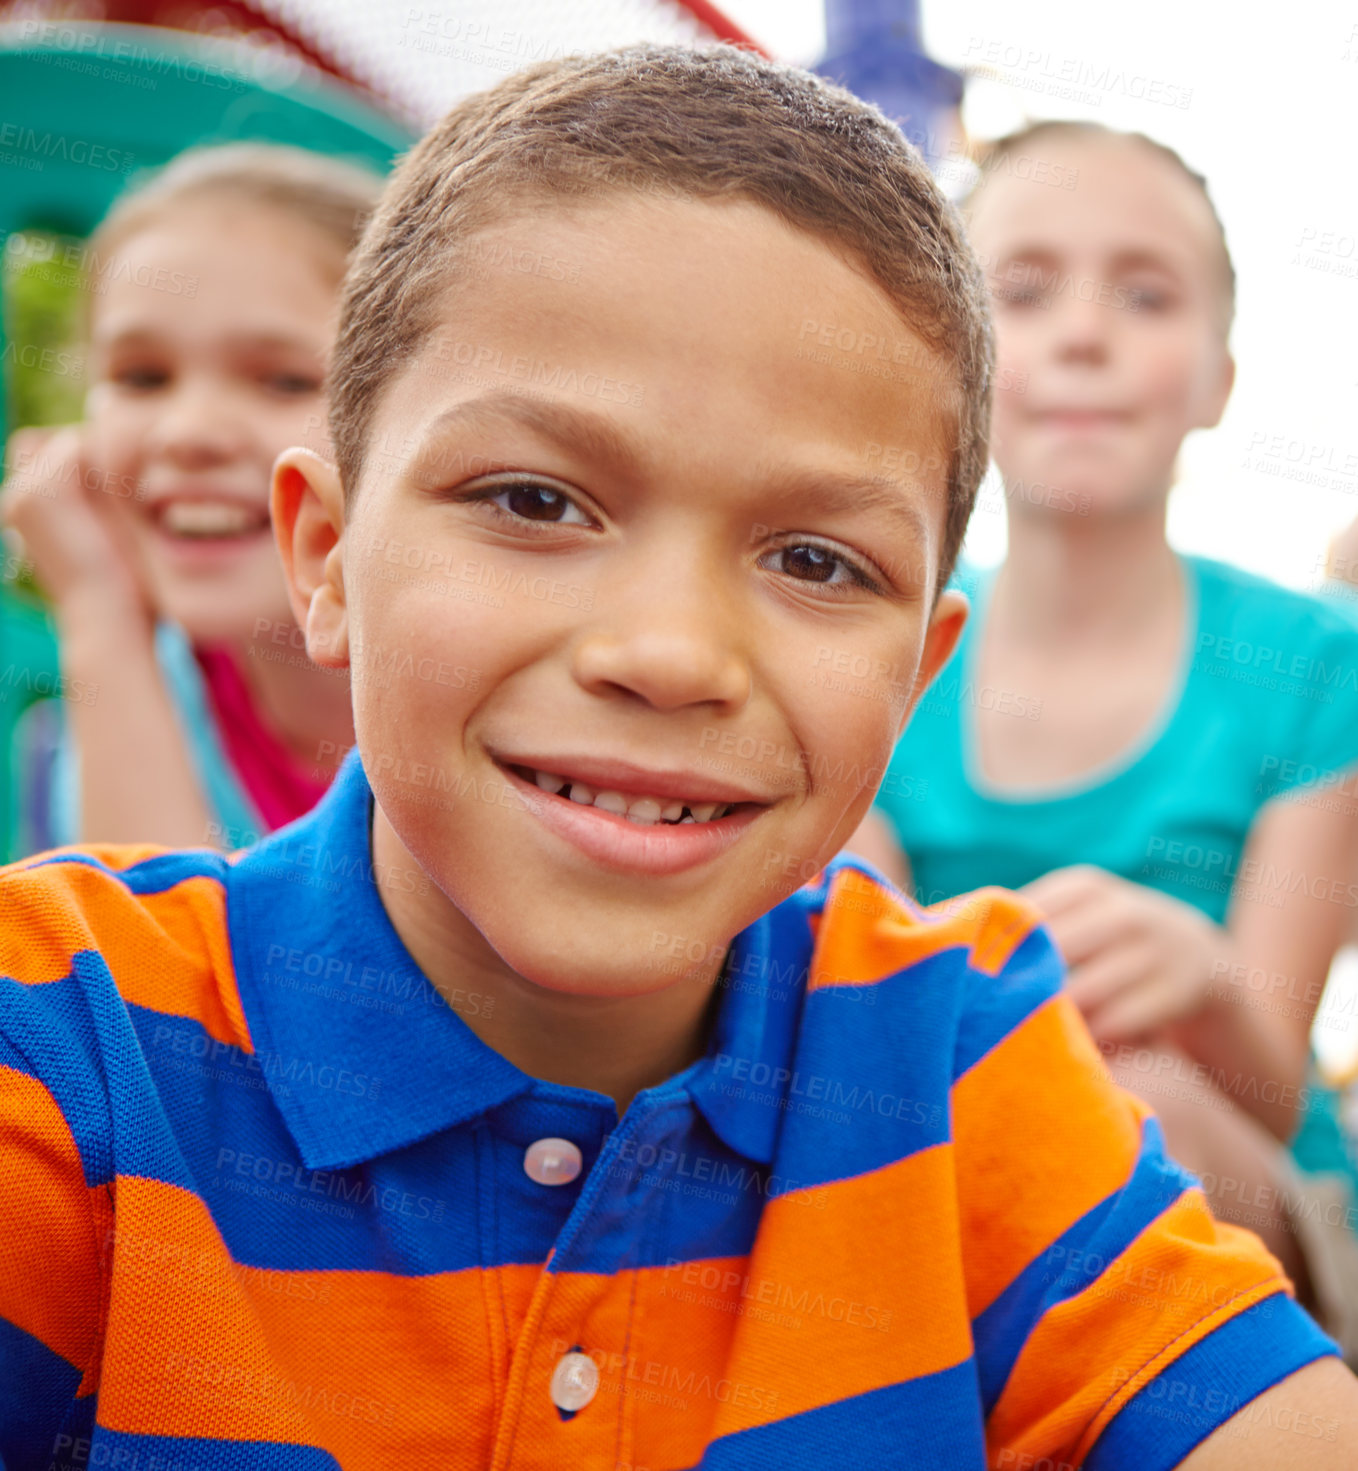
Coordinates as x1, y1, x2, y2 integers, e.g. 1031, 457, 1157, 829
490, 1095, 691, 1471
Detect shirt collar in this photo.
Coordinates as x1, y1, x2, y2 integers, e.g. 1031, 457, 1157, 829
227, 748, 815, 1172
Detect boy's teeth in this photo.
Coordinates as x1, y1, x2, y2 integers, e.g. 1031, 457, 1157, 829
527, 767, 732, 824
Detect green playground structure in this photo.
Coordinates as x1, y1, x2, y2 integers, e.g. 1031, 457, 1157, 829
0, 23, 413, 859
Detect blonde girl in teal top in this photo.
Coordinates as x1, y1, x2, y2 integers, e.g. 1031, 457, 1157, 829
854, 121, 1358, 1351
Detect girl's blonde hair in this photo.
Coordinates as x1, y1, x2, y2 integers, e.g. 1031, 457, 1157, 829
89, 142, 386, 282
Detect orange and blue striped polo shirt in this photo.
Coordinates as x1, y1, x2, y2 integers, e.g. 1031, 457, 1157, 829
0, 751, 1337, 1470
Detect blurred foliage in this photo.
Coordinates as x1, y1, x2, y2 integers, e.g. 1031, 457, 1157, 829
5, 231, 87, 430
3, 231, 87, 600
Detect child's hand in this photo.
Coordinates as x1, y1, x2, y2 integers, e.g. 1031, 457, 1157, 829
1327, 513, 1358, 586
1020, 864, 1220, 1043
2, 424, 150, 627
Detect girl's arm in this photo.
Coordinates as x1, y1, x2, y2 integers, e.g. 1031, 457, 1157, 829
1025, 789, 1358, 1145
3, 426, 215, 849
1173, 788, 1358, 1141
56, 595, 216, 847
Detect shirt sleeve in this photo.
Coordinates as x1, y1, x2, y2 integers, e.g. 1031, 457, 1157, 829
0, 881, 111, 1464
950, 895, 1339, 1471
1253, 593, 1358, 803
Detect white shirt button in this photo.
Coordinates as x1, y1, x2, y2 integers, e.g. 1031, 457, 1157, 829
523, 1137, 583, 1186
550, 1351, 599, 1411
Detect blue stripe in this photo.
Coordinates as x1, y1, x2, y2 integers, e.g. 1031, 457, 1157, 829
0, 960, 118, 1188
0, 1315, 85, 1471
769, 954, 958, 1192
693, 1358, 983, 1468
23, 848, 226, 896
1085, 1293, 1339, 1471
72, 1428, 340, 1469
972, 1115, 1194, 1413
952, 924, 1062, 1080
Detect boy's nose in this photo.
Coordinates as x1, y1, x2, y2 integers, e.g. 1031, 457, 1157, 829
570, 585, 752, 713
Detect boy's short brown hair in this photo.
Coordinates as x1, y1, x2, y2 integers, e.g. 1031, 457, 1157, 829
329, 43, 993, 592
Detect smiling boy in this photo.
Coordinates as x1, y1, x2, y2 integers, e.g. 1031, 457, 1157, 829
2, 44, 1357, 1471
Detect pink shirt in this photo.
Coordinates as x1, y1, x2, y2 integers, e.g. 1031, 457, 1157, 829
194, 645, 331, 831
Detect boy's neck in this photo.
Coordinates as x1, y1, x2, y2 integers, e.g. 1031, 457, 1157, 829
370, 809, 724, 1119
995, 497, 1178, 643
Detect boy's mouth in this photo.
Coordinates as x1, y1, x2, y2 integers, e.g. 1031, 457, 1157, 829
503, 762, 749, 826
493, 754, 771, 877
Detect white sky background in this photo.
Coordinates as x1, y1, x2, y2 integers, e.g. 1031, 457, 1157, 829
720, 0, 1358, 592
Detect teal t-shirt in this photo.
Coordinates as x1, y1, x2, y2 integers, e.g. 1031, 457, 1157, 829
877, 554, 1358, 921
873, 553, 1358, 1190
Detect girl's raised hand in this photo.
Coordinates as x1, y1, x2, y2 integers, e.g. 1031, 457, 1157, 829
1021, 864, 1222, 1044
2, 424, 151, 628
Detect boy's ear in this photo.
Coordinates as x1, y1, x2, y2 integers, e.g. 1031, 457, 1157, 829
894, 589, 968, 740
271, 446, 349, 670
1195, 346, 1236, 431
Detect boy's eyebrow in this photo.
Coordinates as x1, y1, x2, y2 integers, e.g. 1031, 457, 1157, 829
414, 393, 935, 547
761, 466, 933, 550
414, 393, 645, 480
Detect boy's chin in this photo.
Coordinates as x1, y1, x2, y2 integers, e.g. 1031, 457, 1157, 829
488, 912, 733, 999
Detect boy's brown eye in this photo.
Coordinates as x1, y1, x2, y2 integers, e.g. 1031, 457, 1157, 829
781, 545, 838, 583
505, 484, 572, 520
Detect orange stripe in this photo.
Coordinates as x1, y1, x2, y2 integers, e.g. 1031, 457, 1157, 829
99, 1175, 525, 1466
0, 1065, 104, 1369
625, 1255, 751, 1468
812, 873, 1043, 988
493, 1267, 669, 1471
0, 862, 249, 1050
654, 1145, 973, 1439
953, 995, 1148, 1318
987, 1189, 1289, 1467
